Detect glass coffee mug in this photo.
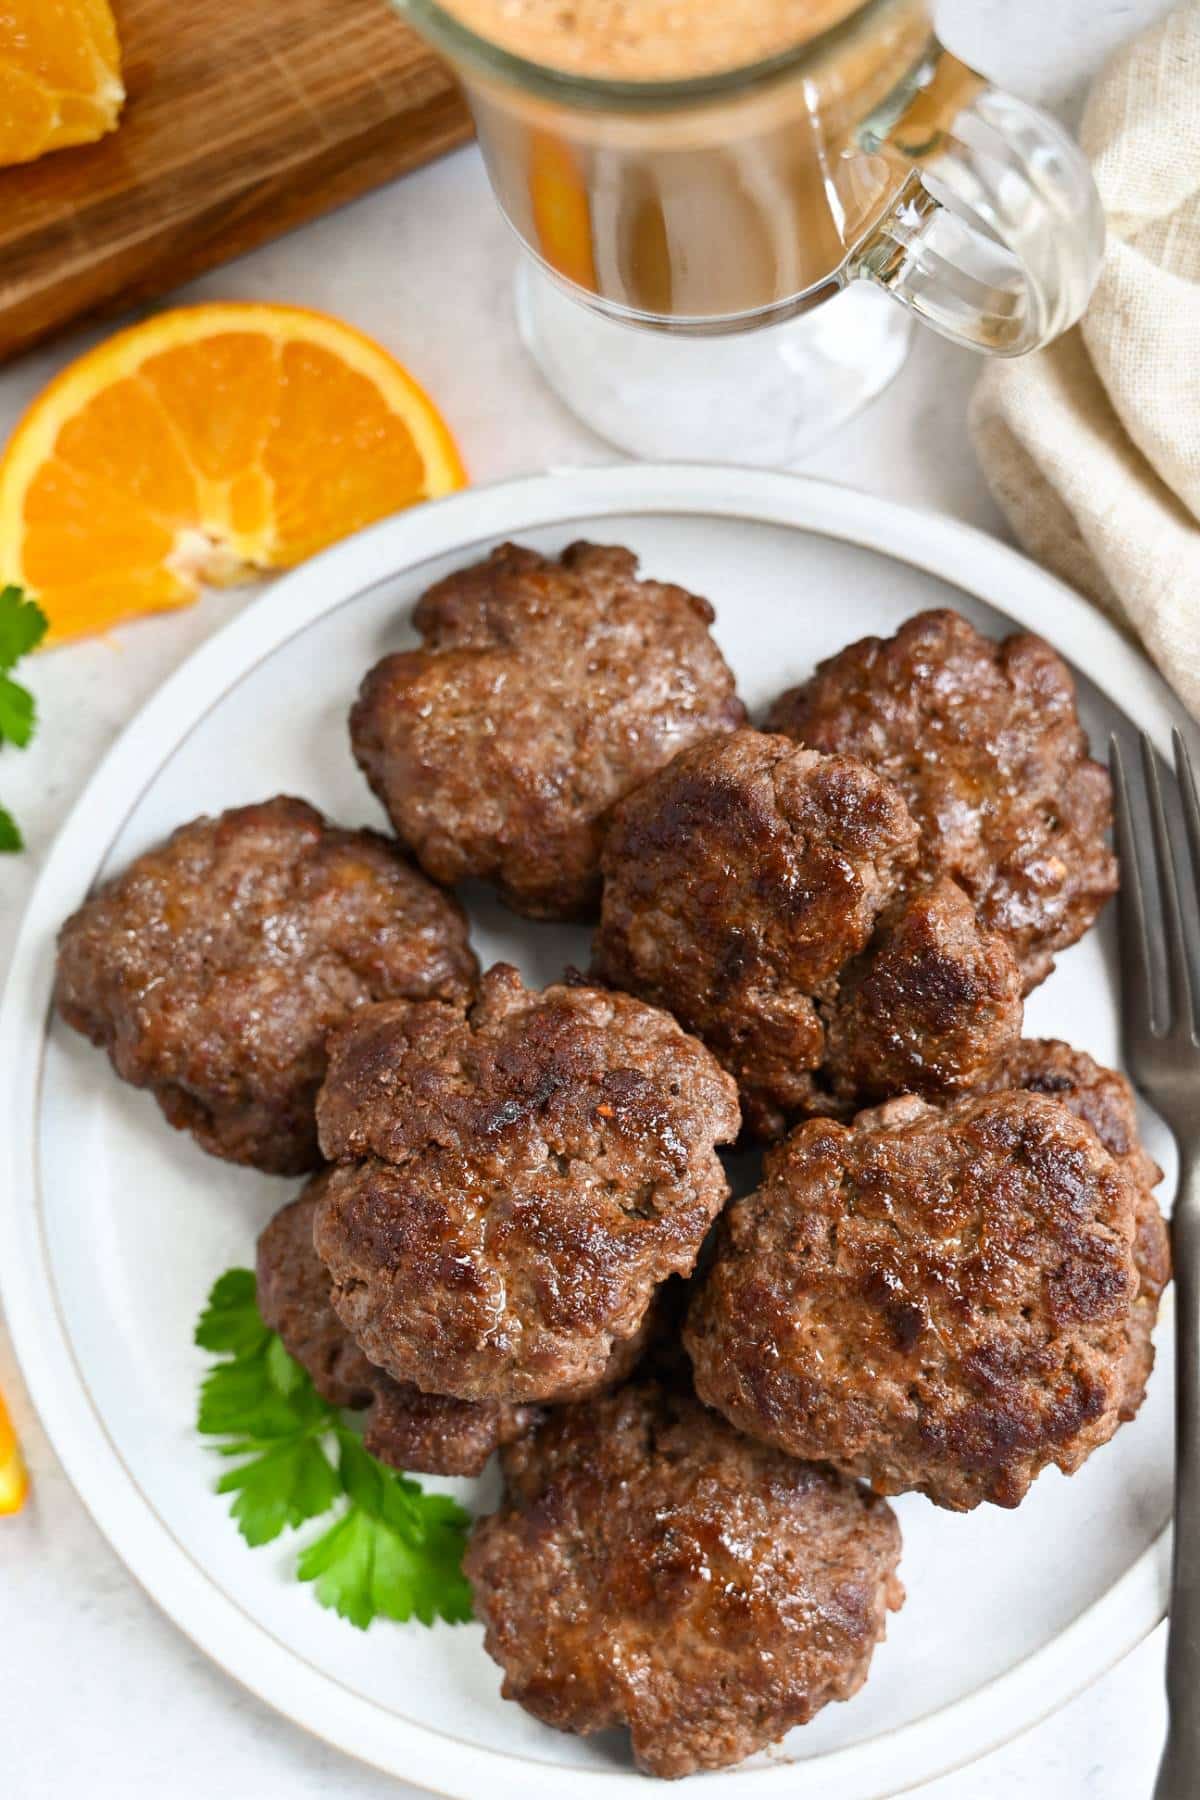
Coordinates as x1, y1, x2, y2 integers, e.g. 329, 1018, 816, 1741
399, 0, 1104, 462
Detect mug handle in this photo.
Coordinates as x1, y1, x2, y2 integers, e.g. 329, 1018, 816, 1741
852, 51, 1105, 355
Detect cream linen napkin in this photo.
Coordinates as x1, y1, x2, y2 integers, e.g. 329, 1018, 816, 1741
970, 2, 1200, 714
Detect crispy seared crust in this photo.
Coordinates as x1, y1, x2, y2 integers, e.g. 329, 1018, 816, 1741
314, 965, 741, 1403
593, 729, 919, 1138
55, 797, 477, 1175
361, 1377, 537, 1476
980, 1041, 1170, 1422
768, 609, 1118, 990
465, 1383, 903, 1779
821, 878, 1024, 1107
256, 1181, 538, 1477
350, 542, 745, 920
686, 1091, 1144, 1511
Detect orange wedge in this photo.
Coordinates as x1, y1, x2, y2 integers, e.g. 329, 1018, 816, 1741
0, 0, 125, 167
0, 303, 468, 645
0, 1386, 28, 1515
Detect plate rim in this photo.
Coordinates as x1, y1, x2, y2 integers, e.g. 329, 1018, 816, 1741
0, 462, 1184, 1799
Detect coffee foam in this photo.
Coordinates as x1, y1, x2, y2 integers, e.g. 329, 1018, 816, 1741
434, 0, 865, 81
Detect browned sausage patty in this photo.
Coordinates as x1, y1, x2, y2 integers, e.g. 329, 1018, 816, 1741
314, 964, 741, 1404
686, 1090, 1143, 1511
767, 609, 1117, 990
55, 797, 478, 1175
592, 729, 919, 1138
465, 1383, 903, 1779
256, 1180, 538, 1477
349, 541, 745, 921
256, 1182, 380, 1411
820, 877, 1024, 1109
980, 1040, 1170, 1423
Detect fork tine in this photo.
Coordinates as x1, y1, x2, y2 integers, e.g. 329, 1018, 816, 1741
1176, 726, 1200, 894
1111, 735, 1157, 1038
1141, 730, 1196, 1040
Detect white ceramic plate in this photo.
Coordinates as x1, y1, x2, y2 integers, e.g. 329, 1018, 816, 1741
0, 466, 1188, 1799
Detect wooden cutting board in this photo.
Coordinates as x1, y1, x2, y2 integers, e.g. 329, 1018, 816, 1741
0, 0, 473, 365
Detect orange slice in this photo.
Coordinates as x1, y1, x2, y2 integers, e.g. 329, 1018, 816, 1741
0, 303, 468, 645
0, 0, 125, 167
0, 1386, 28, 1515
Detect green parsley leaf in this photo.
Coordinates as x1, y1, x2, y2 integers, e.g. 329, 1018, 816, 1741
217, 1436, 341, 1548
294, 1507, 379, 1629
297, 1433, 473, 1629
195, 1268, 270, 1357
0, 587, 48, 670
196, 1268, 339, 1543
266, 1332, 308, 1397
0, 673, 35, 747
197, 1347, 329, 1448
0, 586, 49, 853
195, 1268, 474, 1626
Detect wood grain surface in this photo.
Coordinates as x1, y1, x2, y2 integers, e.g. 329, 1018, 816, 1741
0, 0, 473, 364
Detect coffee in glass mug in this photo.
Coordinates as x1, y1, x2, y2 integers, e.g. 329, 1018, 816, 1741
400, 0, 1104, 460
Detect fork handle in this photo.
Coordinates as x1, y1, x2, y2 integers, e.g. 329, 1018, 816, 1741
1156, 1163, 1200, 1800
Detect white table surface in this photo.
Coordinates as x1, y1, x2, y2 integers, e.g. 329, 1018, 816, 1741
0, 2, 1181, 1794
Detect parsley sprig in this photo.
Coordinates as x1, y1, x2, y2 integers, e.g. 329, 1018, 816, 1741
195, 1269, 473, 1629
0, 586, 48, 852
